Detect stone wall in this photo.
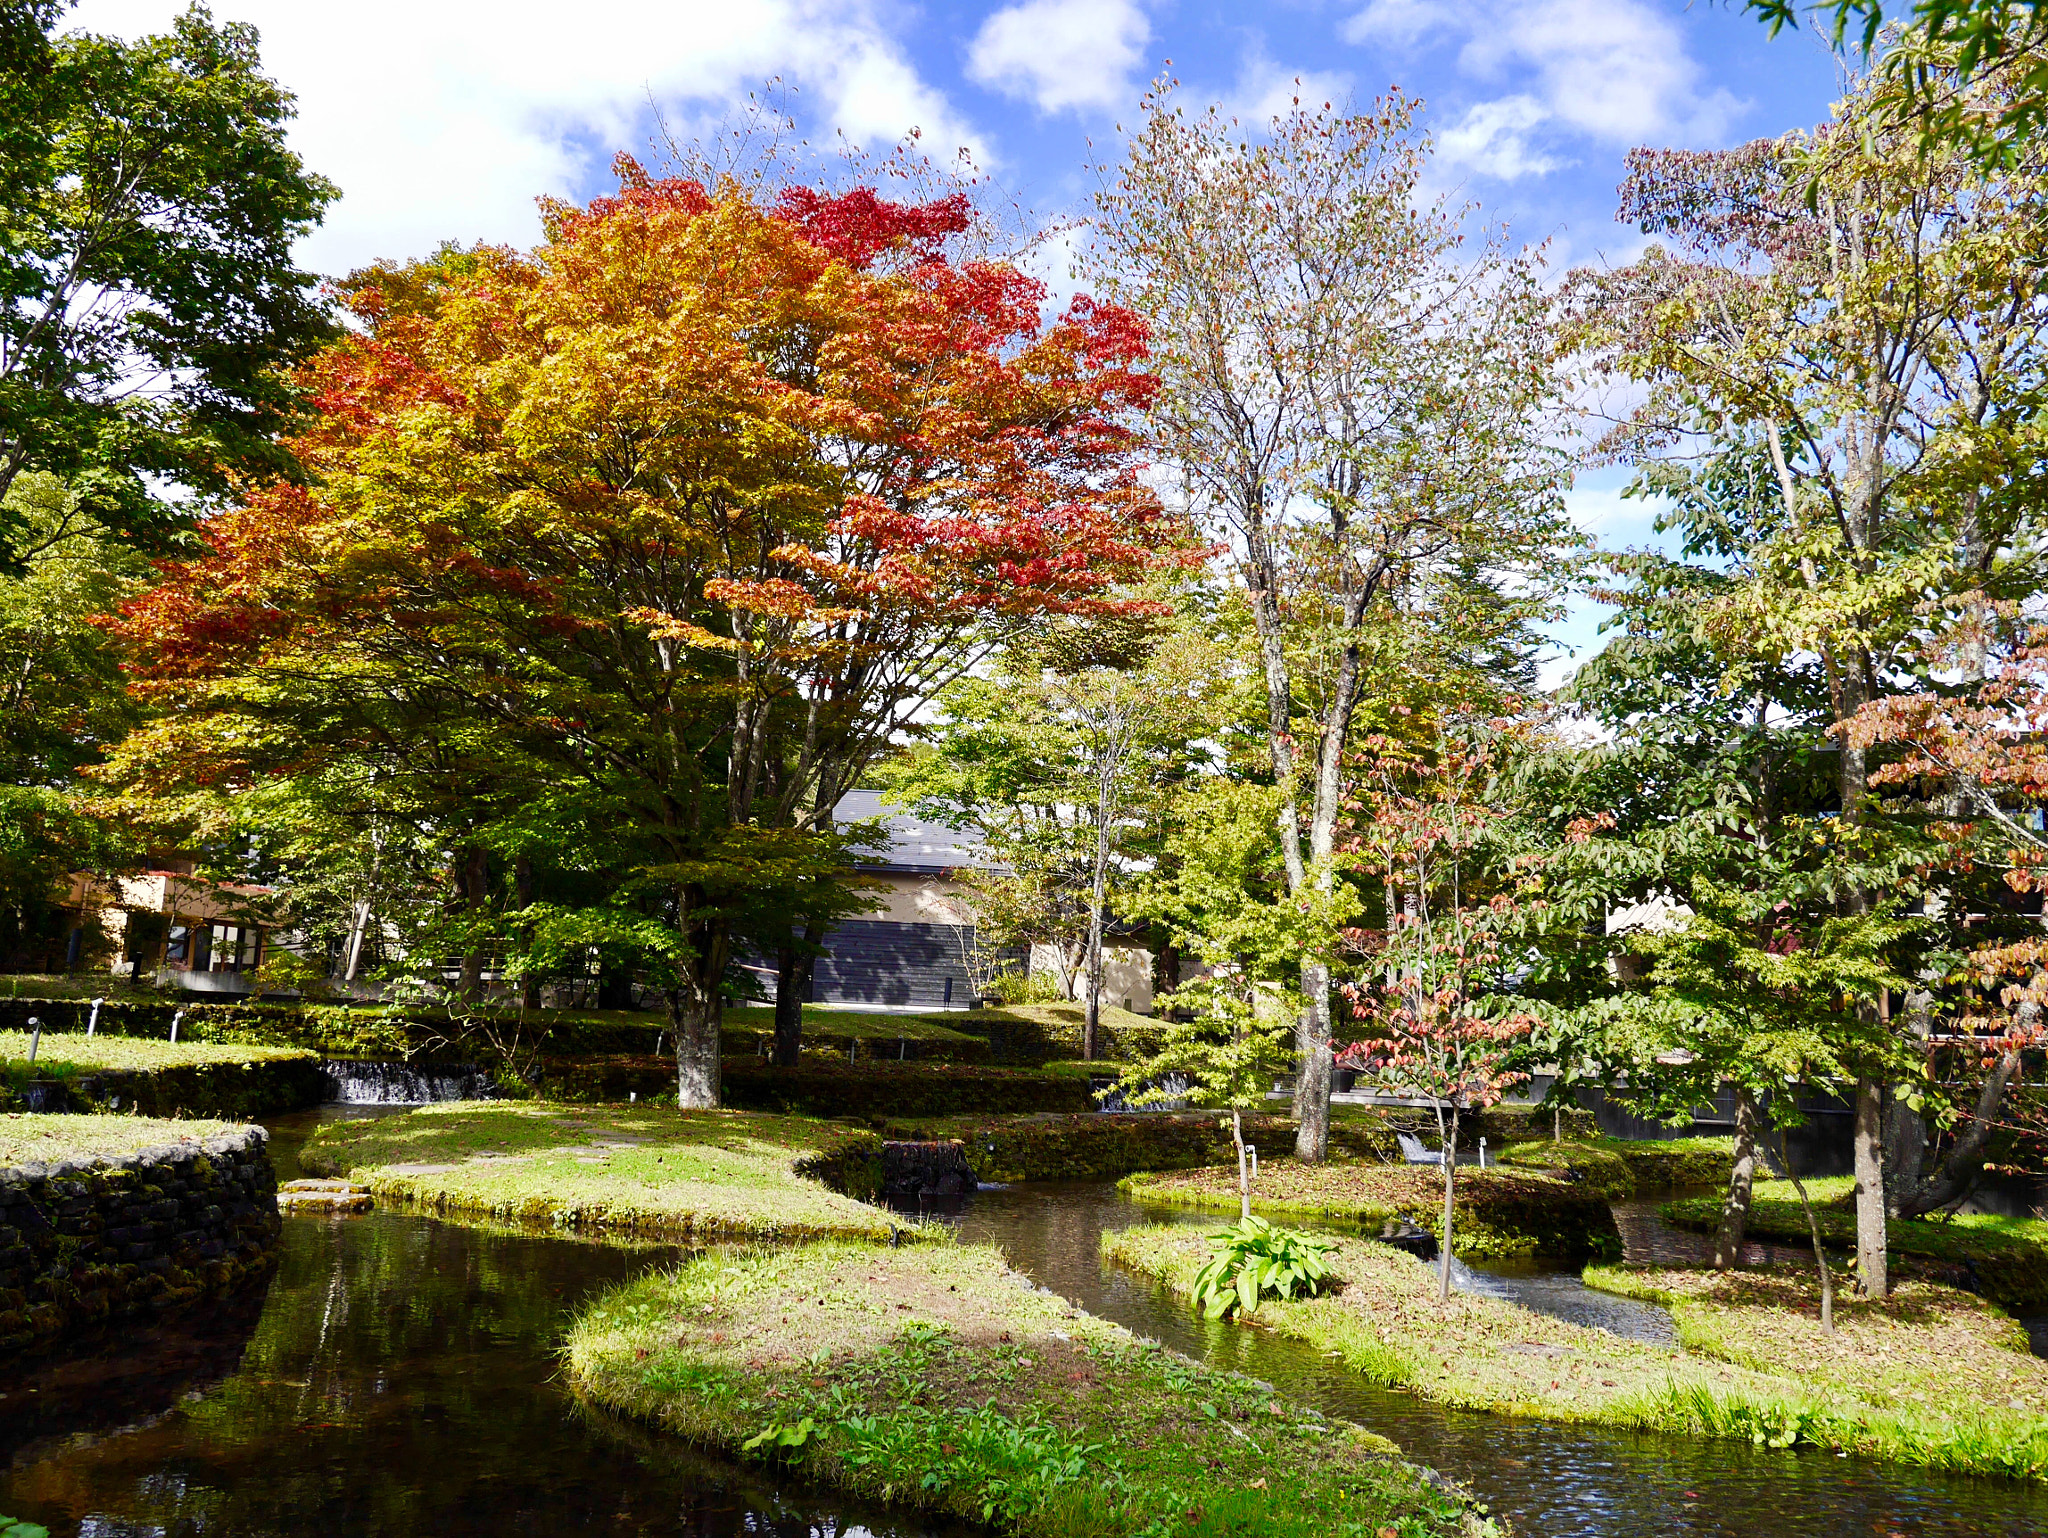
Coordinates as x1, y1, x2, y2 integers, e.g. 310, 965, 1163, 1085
0, 1127, 281, 1354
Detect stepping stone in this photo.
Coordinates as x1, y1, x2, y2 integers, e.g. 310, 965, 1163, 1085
277, 1179, 374, 1212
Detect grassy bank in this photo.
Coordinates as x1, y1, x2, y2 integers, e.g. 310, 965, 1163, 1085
1106, 1225, 2048, 1480
1121, 1160, 1619, 1260
0, 1032, 326, 1119
1497, 1137, 1733, 1199
0, 1112, 239, 1165
564, 1239, 1499, 1538
299, 1102, 905, 1242
1661, 1177, 2048, 1311
0, 1031, 312, 1074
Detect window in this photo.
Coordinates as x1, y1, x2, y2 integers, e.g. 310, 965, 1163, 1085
206, 924, 261, 972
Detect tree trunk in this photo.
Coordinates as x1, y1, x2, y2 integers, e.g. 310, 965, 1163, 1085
342, 899, 371, 985
1712, 1086, 1761, 1270
514, 852, 541, 1010
772, 929, 819, 1068
1890, 1043, 2021, 1219
457, 845, 488, 1000
1232, 1106, 1251, 1223
1438, 1102, 1459, 1303
671, 988, 721, 1108
1293, 959, 1333, 1162
1853, 1076, 1888, 1298
1780, 1133, 1836, 1332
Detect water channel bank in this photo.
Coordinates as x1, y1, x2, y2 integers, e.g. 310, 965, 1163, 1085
2, 1110, 2046, 1536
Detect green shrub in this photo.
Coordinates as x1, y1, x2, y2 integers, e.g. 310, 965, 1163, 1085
1191, 1217, 1334, 1319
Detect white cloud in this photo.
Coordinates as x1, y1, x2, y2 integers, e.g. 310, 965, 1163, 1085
1437, 94, 1565, 179
1342, 0, 1439, 49
966, 0, 1150, 116
65, 0, 987, 276
1217, 51, 1355, 128
1343, 0, 1745, 145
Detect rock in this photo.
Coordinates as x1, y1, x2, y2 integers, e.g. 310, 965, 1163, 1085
276, 1179, 373, 1213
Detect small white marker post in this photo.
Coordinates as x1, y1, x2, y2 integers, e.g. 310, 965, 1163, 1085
1479, 1137, 1488, 1169
87, 996, 103, 1036
26, 1016, 42, 1065
169, 1009, 183, 1043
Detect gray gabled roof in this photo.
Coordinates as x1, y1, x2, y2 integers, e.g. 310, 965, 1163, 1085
834, 789, 982, 874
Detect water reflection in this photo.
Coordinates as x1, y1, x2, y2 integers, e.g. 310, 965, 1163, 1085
0, 1110, 964, 1538
947, 1180, 2048, 1538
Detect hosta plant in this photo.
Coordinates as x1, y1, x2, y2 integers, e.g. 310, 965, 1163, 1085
1191, 1216, 1335, 1319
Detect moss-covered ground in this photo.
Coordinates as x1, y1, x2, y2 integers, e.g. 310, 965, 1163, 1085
1661, 1176, 2048, 1311
1496, 1136, 1734, 1199
0, 1031, 313, 1074
1121, 1160, 1619, 1260
299, 1102, 905, 1242
1106, 1224, 2048, 1479
564, 1239, 1499, 1538
1586, 1262, 2048, 1420
0, 1112, 239, 1165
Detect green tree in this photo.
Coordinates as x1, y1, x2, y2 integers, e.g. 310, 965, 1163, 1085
0, 471, 142, 966
1561, 56, 2048, 1295
0, 2, 336, 568
1087, 81, 1576, 1162
1745, 3, 2048, 164
1121, 780, 1342, 1219
881, 610, 1228, 1055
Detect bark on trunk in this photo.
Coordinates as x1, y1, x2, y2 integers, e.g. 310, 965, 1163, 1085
772, 932, 819, 1068
1232, 1106, 1251, 1223
1712, 1087, 1761, 1270
1853, 1076, 1888, 1298
1084, 772, 1113, 1062
457, 845, 489, 1001
1438, 1103, 1459, 1303
1293, 959, 1333, 1162
672, 989, 721, 1109
1890, 1045, 2021, 1218
343, 900, 371, 985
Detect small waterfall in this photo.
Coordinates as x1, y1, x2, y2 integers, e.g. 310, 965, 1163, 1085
1093, 1072, 1189, 1113
321, 1060, 500, 1105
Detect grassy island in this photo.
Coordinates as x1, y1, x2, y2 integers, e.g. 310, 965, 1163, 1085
1660, 1176, 2048, 1311
1121, 1160, 1619, 1259
564, 1240, 1500, 1538
1105, 1224, 2048, 1479
299, 1101, 903, 1241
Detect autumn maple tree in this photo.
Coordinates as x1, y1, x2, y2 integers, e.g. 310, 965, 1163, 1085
1339, 722, 1540, 1302
110, 163, 1177, 1106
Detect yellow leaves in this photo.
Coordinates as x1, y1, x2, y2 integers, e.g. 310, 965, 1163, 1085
628, 609, 739, 652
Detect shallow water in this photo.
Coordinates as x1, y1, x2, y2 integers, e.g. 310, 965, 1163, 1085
944, 1180, 2048, 1538
0, 1108, 966, 1538
2, 1115, 2045, 1537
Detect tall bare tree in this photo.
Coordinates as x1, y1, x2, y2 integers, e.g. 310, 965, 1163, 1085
1087, 81, 1574, 1159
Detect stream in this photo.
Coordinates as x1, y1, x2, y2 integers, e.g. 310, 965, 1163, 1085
0, 1108, 2044, 1536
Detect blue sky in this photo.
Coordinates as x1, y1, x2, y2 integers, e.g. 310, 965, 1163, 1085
71, 0, 1853, 678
